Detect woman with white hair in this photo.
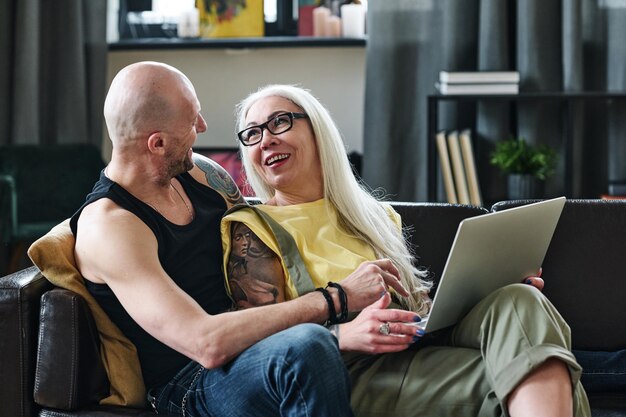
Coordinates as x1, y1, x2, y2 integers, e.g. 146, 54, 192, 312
221, 84, 590, 417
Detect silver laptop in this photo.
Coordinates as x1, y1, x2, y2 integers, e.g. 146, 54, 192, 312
420, 196, 566, 333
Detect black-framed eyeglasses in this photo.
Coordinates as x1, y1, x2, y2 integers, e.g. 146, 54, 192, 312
237, 112, 308, 146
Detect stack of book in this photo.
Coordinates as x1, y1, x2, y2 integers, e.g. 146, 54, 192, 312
436, 71, 520, 95
436, 129, 482, 206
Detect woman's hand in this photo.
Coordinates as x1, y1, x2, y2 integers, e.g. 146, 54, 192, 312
524, 267, 544, 291
338, 259, 410, 313
336, 291, 425, 354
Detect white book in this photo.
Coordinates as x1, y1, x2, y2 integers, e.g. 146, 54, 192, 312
436, 82, 519, 95
459, 129, 482, 207
439, 71, 520, 84
447, 131, 470, 205
436, 131, 457, 204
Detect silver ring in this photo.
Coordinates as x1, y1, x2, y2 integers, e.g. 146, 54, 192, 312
378, 322, 391, 335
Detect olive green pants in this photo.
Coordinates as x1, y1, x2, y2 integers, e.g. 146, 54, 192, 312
345, 284, 591, 417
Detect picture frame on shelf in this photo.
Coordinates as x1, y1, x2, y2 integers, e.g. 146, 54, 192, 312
197, 0, 264, 38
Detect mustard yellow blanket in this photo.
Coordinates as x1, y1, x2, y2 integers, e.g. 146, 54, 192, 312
28, 219, 146, 407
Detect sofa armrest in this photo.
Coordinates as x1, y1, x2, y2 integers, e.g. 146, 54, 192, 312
0, 266, 53, 417
34, 288, 109, 410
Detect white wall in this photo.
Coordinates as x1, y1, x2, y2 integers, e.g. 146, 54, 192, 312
105, 47, 366, 159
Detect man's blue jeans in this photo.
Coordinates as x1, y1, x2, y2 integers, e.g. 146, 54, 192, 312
150, 323, 354, 417
574, 349, 626, 393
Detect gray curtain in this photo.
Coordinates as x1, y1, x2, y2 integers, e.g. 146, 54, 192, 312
0, 0, 108, 147
363, 0, 626, 203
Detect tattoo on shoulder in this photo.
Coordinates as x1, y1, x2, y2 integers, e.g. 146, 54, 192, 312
227, 221, 285, 309
193, 155, 245, 206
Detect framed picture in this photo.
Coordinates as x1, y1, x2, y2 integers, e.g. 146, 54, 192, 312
196, 0, 264, 38
195, 147, 255, 196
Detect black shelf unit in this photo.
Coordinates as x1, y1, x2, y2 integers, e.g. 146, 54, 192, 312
427, 91, 626, 203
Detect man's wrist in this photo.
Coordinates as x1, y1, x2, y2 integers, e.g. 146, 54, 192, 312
315, 286, 345, 326
326, 287, 341, 317
315, 287, 337, 325
326, 282, 348, 322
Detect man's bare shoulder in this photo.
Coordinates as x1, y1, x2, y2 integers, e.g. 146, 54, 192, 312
190, 152, 245, 207
77, 198, 146, 235
75, 198, 157, 283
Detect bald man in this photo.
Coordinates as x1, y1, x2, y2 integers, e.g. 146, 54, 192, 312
70, 62, 399, 416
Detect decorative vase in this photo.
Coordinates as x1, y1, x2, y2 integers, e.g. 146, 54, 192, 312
507, 174, 544, 200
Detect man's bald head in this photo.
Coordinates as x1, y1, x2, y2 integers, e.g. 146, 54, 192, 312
104, 62, 197, 147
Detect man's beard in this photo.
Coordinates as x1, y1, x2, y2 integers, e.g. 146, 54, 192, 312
181, 152, 194, 172
166, 151, 194, 177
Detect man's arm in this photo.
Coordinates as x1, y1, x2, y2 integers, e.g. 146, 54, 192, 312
75, 204, 410, 371
190, 152, 245, 207
74, 199, 334, 369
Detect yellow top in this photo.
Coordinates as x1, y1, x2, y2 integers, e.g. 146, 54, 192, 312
221, 199, 401, 300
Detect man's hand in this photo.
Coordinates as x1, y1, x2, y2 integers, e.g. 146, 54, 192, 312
339, 259, 410, 313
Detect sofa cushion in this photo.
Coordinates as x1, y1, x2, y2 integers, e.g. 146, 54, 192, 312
27, 219, 147, 407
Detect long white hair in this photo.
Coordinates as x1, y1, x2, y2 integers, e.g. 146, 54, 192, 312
235, 85, 431, 314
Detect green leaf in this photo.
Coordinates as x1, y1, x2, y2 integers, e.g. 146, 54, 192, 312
489, 137, 557, 180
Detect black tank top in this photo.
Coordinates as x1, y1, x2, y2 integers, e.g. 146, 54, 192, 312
70, 170, 233, 389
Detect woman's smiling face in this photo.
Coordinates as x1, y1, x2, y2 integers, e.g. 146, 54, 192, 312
244, 96, 323, 199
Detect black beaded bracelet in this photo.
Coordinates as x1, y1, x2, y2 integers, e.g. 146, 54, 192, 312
315, 287, 337, 325
327, 282, 348, 323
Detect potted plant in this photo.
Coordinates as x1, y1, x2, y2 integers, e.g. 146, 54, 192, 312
489, 136, 558, 200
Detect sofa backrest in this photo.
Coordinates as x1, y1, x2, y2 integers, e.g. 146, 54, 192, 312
391, 202, 489, 293
492, 199, 626, 351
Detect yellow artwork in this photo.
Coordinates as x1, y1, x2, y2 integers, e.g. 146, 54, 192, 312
197, 0, 264, 38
